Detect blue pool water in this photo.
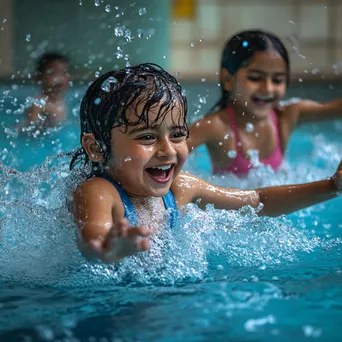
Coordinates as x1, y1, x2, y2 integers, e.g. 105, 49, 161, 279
0, 84, 342, 341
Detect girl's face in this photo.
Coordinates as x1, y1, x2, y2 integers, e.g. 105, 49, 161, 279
108, 100, 188, 198
225, 51, 288, 119
40, 60, 70, 95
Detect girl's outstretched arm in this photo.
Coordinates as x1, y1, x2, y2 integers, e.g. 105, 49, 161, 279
72, 178, 151, 263
284, 99, 342, 124
173, 162, 341, 217
187, 112, 227, 153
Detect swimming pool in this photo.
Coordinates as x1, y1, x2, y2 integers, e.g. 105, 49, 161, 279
0, 84, 342, 341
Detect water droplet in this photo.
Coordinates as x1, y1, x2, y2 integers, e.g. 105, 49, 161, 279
201, 78, 206, 82
114, 26, 124, 37
298, 78, 303, 82
37, 113, 46, 121
163, 55, 167, 59
79, 0, 83, 5
124, 29, 133, 42
245, 122, 254, 132
195, 122, 200, 127
242, 40, 248, 48
199, 96, 206, 104
227, 150, 237, 159
101, 79, 111, 92
124, 157, 132, 162
95, 71, 100, 78
115, 6, 119, 10
289, 20, 295, 25
94, 98, 101, 105
139, 7, 146, 15
105, 5, 111, 12
224, 134, 229, 139
115, 50, 124, 59
94, 0, 100, 6
2, 19, 7, 23
199, 38, 203, 43
137, 29, 143, 38
190, 42, 195, 47
107, 76, 117, 84
25, 34, 31, 42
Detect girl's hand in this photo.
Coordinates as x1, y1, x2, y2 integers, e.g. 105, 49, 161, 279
332, 161, 342, 192
88, 218, 151, 263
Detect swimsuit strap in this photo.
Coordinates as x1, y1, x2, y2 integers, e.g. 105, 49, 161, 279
99, 175, 179, 229
162, 190, 179, 230
227, 105, 241, 151
99, 175, 138, 226
269, 109, 282, 147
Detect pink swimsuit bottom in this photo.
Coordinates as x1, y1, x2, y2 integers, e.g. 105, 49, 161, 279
213, 106, 284, 176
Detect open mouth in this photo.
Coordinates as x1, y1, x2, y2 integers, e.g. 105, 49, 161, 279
251, 95, 275, 106
145, 164, 175, 184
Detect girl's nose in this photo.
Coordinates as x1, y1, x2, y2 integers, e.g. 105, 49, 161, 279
156, 138, 177, 158
262, 78, 274, 93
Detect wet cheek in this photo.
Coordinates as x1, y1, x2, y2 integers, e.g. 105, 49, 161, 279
245, 82, 258, 93
179, 148, 189, 166
141, 145, 154, 152
279, 88, 286, 98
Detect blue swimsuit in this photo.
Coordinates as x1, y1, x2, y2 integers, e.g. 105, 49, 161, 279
100, 175, 179, 230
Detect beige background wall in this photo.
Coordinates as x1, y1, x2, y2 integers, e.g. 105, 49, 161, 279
170, 0, 342, 81
0, 0, 341, 81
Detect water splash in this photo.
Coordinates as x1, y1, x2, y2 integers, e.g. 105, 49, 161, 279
0, 155, 328, 289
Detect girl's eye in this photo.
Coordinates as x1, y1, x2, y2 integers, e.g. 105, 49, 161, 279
247, 75, 262, 82
138, 134, 155, 141
272, 78, 286, 85
171, 131, 187, 140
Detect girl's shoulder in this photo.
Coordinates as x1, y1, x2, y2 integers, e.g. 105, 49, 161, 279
73, 176, 123, 210
71, 176, 126, 222
203, 108, 233, 132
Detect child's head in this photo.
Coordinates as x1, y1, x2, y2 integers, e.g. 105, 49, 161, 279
36, 52, 70, 96
70, 63, 189, 198
214, 30, 290, 118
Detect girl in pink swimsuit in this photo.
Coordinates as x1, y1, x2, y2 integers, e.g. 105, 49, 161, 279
188, 30, 342, 177
213, 106, 283, 176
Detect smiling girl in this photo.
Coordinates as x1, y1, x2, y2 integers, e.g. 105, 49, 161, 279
70, 63, 342, 263
187, 30, 342, 176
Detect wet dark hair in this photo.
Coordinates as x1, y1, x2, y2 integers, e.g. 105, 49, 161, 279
211, 30, 290, 113
36, 52, 69, 76
69, 63, 188, 176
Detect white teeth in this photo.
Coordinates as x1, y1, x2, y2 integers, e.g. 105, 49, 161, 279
151, 165, 172, 170
255, 95, 273, 101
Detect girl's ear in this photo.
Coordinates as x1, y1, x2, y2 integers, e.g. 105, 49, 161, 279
81, 133, 105, 163
219, 67, 233, 92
